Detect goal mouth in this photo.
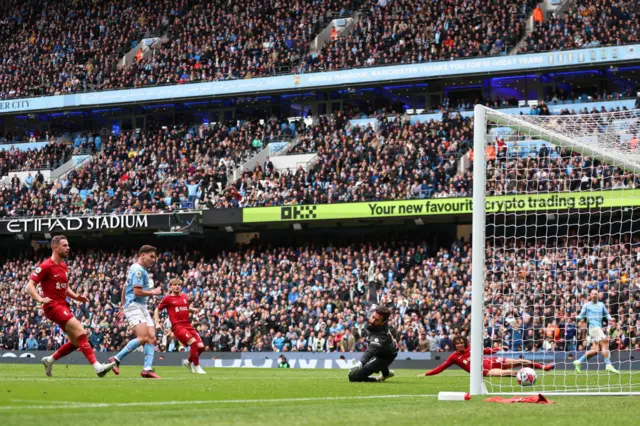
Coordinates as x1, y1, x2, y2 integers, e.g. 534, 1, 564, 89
470, 105, 640, 396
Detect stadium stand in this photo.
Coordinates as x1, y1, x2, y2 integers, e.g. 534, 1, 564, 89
1, 0, 638, 99
0, 0, 200, 99
306, 0, 536, 71
520, 0, 639, 55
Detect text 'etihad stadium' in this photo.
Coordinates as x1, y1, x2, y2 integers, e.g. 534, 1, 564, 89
5, 215, 149, 233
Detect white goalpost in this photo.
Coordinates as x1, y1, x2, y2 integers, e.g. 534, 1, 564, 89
470, 104, 640, 395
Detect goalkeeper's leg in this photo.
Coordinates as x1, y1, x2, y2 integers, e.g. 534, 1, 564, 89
348, 356, 389, 382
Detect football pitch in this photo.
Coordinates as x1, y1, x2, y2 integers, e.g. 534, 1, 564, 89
1, 365, 639, 426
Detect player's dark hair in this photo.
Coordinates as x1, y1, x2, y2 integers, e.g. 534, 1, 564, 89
375, 306, 391, 321
453, 335, 468, 348
51, 235, 67, 247
139, 245, 157, 256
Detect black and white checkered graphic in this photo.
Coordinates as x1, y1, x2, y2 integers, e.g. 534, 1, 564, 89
280, 205, 318, 220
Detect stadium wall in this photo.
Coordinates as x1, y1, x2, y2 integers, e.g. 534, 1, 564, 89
2, 351, 639, 370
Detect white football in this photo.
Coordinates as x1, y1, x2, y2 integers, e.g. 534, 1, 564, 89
516, 367, 537, 386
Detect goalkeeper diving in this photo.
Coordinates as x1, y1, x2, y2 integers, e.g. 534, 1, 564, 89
573, 290, 619, 374
348, 306, 398, 382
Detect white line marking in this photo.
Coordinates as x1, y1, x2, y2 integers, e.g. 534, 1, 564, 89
0, 394, 438, 411
0, 376, 352, 382
9, 399, 87, 406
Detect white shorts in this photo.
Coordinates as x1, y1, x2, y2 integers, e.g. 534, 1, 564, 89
124, 302, 154, 329
588, 327, 607, 343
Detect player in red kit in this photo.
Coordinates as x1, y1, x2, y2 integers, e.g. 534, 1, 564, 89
154, 278, 206, 374
26, 235, 115, 377
417, 336, 554, 377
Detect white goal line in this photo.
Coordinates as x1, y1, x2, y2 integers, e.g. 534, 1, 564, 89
0, 394, 439, 411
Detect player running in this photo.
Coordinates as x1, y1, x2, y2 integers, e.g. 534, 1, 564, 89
26, 235, 115, 377
154, 278, 206, 374
108, 245, 162, 379
417, 336, 554, 377
573, 289, 619, 374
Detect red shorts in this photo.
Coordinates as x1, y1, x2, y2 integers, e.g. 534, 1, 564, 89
482, 357, 507, 375
173, 325, 202, 346
43, 301, 75, 328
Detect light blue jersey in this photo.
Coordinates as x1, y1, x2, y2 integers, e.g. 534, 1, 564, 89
124, 263, 151, 308
577, 301, 612, 328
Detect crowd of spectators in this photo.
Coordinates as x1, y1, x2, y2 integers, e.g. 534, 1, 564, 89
0, 0, 361, 99
0, 117, 294, 217
0, 230, 638, 354
520, 0, 639, 54
112, 0, 362, 88
2, 0, 639, 100
218, 111, 474, 207
0, 0, 198, 100
306, 0, 536, 72
0, 141, 73, 177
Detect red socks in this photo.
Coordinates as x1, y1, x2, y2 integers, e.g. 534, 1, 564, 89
532, 362, 544, 369
76, 334, 98, 365
52, 341, 77, 361
188, 344, 204, 366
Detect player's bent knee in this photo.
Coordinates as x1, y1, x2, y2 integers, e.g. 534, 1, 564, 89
197, 343, 204, 349
186, 338, 196, 346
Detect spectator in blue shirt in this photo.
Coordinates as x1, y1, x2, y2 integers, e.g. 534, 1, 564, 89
287, 287, 299, 304
24, 173, 34, 189
272, 332, 286, 352
26, 333, 39, 350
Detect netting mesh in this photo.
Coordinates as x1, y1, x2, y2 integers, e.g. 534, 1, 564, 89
480, 108, 640, 395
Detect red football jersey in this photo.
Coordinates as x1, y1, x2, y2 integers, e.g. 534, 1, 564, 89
157, 293, 191, 327
425, 347, 501, 376
30, 258, 70, 303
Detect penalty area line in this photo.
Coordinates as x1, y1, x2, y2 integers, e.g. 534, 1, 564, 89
0, 394, 438, 411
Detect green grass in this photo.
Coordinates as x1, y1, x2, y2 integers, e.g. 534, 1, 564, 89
1, 365, 639, 426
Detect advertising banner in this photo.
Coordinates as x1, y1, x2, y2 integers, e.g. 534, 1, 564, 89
0, 212, 199, 235
242, 189, 640, 223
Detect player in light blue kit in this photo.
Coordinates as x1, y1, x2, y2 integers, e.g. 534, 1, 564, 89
108, 245, 162, 379
574, 289, 619, 374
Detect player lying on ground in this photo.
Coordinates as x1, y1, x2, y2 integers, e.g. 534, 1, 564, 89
573, 289, 619, 374
109, 245, 162, 379
417, 336, 555, 377
26, 235, 115, 377
348, 306, 398, 382
154, 278, 206, 374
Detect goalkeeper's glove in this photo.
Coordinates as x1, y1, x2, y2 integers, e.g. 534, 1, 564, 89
349, 361, 362, 373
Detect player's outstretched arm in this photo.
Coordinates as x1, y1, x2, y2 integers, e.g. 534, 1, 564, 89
25, 279, 50, 304
418, 356, 454, 377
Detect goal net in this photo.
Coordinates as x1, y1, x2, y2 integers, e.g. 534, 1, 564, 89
470, 105, 640, 395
